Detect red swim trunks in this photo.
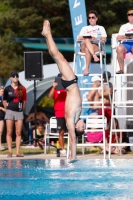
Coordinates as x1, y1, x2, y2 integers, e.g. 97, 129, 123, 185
99, 104, 111, 142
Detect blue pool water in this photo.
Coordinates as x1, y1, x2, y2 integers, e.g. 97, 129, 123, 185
0, 159, 133, 200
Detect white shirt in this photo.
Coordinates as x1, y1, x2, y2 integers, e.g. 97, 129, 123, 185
118, 23, 133, 35
79, 25, 107, 38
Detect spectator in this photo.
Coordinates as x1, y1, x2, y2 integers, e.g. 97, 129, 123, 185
116, 9, 133, 74
87, 75, 101, 117
33, 123, 46, 148
3, 71, 27, 157
103, 71, 112, 82
103, 71, 113, 102
87, 73, 113, 142
87, 76, 102, 149
0, 86, 6, 150
101, 118, 127, 154
48, 74, 67, 157
98, 71, 113, 133
25, 106, 49, 130
78, 10, 107, 75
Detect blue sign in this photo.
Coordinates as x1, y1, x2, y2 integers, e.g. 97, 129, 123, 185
68, 0, 89, 115
68, 0, 87, 43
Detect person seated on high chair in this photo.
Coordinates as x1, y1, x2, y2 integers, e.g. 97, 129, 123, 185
116, 9, 133, 74
33, 123, 45, 148
78, 10, 107, 76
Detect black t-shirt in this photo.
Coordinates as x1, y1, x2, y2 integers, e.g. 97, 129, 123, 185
0, 96, 5, 119
3, 85, 26, 112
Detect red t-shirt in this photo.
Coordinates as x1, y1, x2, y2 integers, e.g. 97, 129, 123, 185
53, 89, 66, 117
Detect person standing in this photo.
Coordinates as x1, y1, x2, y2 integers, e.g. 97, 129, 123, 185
3, 71, 27, 157
48, 75, 67, 156
116, 9, 133, 74
0, 86, 6, 150
78, 10, 107, 75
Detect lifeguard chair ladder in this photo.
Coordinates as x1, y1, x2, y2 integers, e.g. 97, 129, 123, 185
109, 34, 133, 158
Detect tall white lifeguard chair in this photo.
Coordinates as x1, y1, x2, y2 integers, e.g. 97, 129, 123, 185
109, 33, 133, 158
72, 38, 111, 159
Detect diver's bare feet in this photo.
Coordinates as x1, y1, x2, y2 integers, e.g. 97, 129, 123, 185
68, 157, 77, 163
42, 20, 51, 37
93, 54, 99, 62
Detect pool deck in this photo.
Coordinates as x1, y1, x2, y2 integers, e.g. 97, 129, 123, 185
0, 153, 133, 160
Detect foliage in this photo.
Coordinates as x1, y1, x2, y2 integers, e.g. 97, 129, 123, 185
38, 96, 54, 107
0, 0, 133, 81
0, 0, 71, 82
85, 0, 133, 36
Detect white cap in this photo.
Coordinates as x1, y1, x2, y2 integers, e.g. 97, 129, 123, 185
91, 76, 101, 82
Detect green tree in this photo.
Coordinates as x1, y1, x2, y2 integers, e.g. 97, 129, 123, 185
0, 0, 71, 82
85, 0, 133, 36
